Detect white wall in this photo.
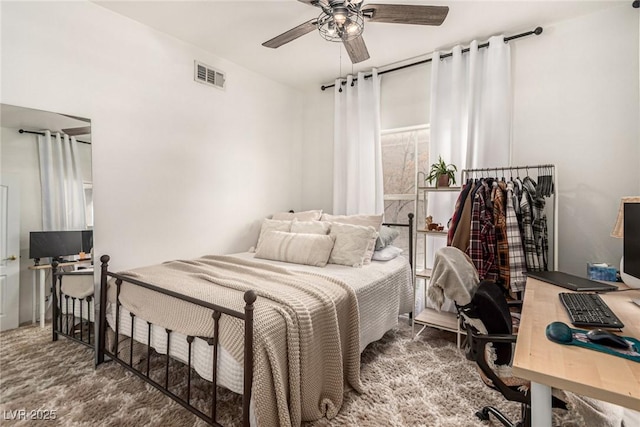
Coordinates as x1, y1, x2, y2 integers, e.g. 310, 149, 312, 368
511, 4, 639, 274
1, 127, 92, 324
1, 1, 304, 326
302, 3, 640, 276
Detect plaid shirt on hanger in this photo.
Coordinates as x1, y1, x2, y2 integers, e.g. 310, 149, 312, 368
521, 179, 541, 272
524, 177, 549, 271
506, 182, 527, 293
468, 181, 498, 281
493, 182, 510, 290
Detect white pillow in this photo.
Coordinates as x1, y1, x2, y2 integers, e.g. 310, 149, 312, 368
321, 213, 383, 264
291, 219, 331, 235
255, 231, 334, 267
328, 223, 378, 268
320, 213, 383, 230
375, 226, 400, 250
372, 245, 403, 262
272, 210, 323, 221
254, 219, 292, 252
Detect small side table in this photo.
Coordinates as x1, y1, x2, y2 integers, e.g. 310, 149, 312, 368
28, 260, 92, 328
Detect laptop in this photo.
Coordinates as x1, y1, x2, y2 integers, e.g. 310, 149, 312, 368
525, 271, 618, 292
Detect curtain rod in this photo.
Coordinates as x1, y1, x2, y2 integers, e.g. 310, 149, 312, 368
321, 26, 543, 91
19, 129, 91, 145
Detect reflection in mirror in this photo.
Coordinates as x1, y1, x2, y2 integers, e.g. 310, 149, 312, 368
0, 104, 92, 331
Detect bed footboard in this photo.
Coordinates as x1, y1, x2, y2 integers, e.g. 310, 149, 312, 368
51, 262, 95, 349
96, 255, 256, 427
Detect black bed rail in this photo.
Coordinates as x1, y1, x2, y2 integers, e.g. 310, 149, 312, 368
382, 212, 414, 273
96, 255, 256, 427
51, 262, 94, 349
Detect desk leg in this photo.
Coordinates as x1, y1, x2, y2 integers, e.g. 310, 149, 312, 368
32, 271, 37, 324
531, 382, 552, 427
39, 270, 46, 329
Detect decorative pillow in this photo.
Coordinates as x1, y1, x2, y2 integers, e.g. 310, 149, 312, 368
272, 210, 323, 221
328, 223, 378, 268
320, 213, 383, 230
372, 245, 403, 262
322, 213, 383, 264
254, 219, 292, 252
291, 219, 331, 235
255, 231, 334, 267
375, 226, 400, 251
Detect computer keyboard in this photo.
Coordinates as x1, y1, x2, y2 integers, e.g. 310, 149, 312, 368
559, 292, 625, 329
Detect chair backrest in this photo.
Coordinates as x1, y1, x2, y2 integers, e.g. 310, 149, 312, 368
463, 280, 513, 365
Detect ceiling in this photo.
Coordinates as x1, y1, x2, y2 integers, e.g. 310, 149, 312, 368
1, 104, 92, 139
94, 1, 626, 90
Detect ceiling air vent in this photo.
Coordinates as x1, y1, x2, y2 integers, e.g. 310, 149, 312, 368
194, 61, 226, 90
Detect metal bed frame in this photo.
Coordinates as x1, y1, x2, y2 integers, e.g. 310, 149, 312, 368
51, 263, 95, 349
93, 213, 414, 427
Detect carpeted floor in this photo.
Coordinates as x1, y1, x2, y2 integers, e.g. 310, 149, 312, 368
0, 320, 580, 426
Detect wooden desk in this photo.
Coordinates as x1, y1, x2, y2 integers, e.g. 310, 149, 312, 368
28, 260, 92, 328
513, 278, 640, 427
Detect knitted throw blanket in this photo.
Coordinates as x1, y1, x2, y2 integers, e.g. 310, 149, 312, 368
109, 255, 363, 427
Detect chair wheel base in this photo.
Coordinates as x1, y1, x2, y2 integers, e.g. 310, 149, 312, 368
476, 408, 490, 421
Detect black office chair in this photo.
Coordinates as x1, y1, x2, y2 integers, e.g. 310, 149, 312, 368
456, 279, 566, 427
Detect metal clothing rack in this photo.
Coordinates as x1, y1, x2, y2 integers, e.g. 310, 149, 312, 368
460, 164, 558, 271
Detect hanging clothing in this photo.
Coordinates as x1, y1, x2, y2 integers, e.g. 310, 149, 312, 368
520, 179, 541, 271
451, 181, 476, 252
524, 177, 549, 271
505, 181, 527, 293
493, 181, 510, 289
468, 181, 498, 281
447, 180, 473, 245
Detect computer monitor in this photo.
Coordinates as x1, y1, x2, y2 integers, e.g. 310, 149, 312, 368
81, 230, 93, 254
29, 230, 84, 264
623, 203, 640, 287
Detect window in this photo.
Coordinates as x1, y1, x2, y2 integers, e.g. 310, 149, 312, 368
381, 125, 430, 253
83, 182, 93, 228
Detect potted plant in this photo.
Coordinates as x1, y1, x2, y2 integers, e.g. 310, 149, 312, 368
426, 156, 457, 187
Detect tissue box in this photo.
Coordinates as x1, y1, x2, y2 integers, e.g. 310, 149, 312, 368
587, 263, 618, 282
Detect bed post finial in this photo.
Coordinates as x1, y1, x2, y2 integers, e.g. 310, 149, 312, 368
244, 289, 257, 305
100, 254, 110, 265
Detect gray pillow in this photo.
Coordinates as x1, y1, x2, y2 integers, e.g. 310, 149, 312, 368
375, 226, 400, 251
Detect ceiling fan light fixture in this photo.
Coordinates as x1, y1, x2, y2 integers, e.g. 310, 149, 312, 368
346, 21, 360, 34
318, 7, 364, 42
326, 22, 337, 36
333, 6, 348, 24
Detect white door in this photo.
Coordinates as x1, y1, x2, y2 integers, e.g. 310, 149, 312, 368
0, 175, 20, 331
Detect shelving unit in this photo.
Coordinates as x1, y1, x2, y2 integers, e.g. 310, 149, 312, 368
412, 174, 465, 347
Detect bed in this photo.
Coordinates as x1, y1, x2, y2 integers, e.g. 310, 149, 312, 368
96, 213, 414, 427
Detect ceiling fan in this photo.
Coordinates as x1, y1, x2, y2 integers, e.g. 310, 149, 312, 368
262, 0, 449, 64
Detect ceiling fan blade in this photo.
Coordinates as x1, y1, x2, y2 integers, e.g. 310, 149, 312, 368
343, 35, 370, 64
363, 4, 449, 26
262, 19, 318, 48
297, 0, 329, 7
61, 126, 91, 136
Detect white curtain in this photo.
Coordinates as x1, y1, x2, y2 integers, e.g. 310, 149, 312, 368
333, 69, 384, 215
38, 131, 86, 231
420, 36, 512, 314
428, 35, 512, 225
